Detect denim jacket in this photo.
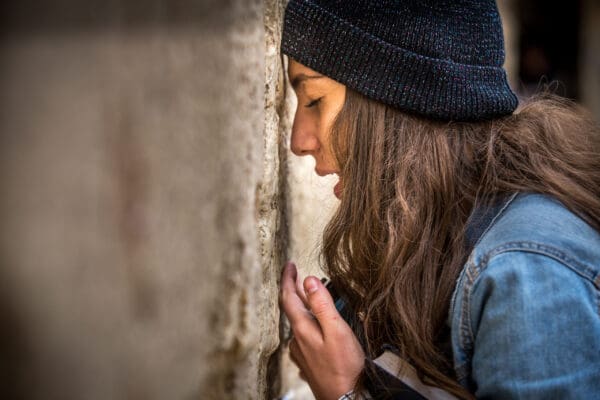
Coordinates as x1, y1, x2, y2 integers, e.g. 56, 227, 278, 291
336, 192, 600, 400
449, 192, 600, 398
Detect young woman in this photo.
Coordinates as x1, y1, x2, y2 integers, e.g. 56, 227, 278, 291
278, 1, 600, 399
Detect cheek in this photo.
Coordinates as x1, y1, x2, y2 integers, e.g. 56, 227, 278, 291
321, 111, 335, 132
318, 107, 340, 144
320, 91, 345, 135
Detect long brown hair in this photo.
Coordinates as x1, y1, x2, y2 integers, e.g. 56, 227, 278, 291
322, 89, 600, 398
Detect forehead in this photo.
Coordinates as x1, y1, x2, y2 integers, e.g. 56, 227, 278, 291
287, 59, 327, 91
288, 59, 327, 88
287, 59, 313, 76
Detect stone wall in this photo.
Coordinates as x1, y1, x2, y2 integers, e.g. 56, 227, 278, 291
0, 1, 287, 399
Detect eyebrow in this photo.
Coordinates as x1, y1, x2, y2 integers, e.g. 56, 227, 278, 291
290, 73, 325, 90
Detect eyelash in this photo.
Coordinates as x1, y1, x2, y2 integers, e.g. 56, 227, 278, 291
304, 97, 322, 108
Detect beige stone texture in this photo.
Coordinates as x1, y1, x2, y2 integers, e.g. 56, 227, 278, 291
0, 0, 288, 399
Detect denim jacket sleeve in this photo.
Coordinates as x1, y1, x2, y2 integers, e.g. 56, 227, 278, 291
450, 193, 600, 399
467, 250, 600, 398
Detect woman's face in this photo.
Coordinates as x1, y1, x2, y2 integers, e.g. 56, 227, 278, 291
287, 59, 346, 198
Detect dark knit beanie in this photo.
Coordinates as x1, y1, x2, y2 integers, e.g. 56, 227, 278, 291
281, 0, 518, 121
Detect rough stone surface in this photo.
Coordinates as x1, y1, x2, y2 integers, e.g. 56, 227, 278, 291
0, 1, 286, 399
263, 0, 291, 398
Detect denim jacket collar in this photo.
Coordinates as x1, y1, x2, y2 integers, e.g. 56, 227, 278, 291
464, 192, 519, 250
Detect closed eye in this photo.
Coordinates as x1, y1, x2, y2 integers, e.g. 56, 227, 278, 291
304, 97, 322, 108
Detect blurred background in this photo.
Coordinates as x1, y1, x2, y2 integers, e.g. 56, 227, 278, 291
0, 1, 598, 399
506, 0, 599, 113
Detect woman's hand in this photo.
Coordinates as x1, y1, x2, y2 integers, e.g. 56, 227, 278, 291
280, 262, 365, 400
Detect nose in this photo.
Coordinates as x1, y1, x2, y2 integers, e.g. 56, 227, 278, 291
290, 113, 319, 156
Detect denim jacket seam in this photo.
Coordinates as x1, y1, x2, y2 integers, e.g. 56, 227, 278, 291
450, 193, 519, 359
469, 192, 519, 250
467, 241, 600, 333
461, 260, 480, 347
480, 241, 600, 290
453, 256, 480, 384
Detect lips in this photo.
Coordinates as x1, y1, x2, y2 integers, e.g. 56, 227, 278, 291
333, 178, 343, 199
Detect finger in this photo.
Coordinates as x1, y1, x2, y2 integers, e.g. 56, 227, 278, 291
288, 337, 299, 365
288, 337, 307, 372
280, 262, 316, 327
303, 276, 342, 338
296, 273, 310, 308
289, 344, 308, 382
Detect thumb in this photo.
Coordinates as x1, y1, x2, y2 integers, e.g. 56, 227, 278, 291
304, 276, 340, 334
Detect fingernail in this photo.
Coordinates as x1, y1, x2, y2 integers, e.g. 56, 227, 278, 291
305, 277, 318, 293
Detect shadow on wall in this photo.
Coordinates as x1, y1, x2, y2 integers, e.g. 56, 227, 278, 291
1, 0, 238, 33
0, 264, 29, 398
